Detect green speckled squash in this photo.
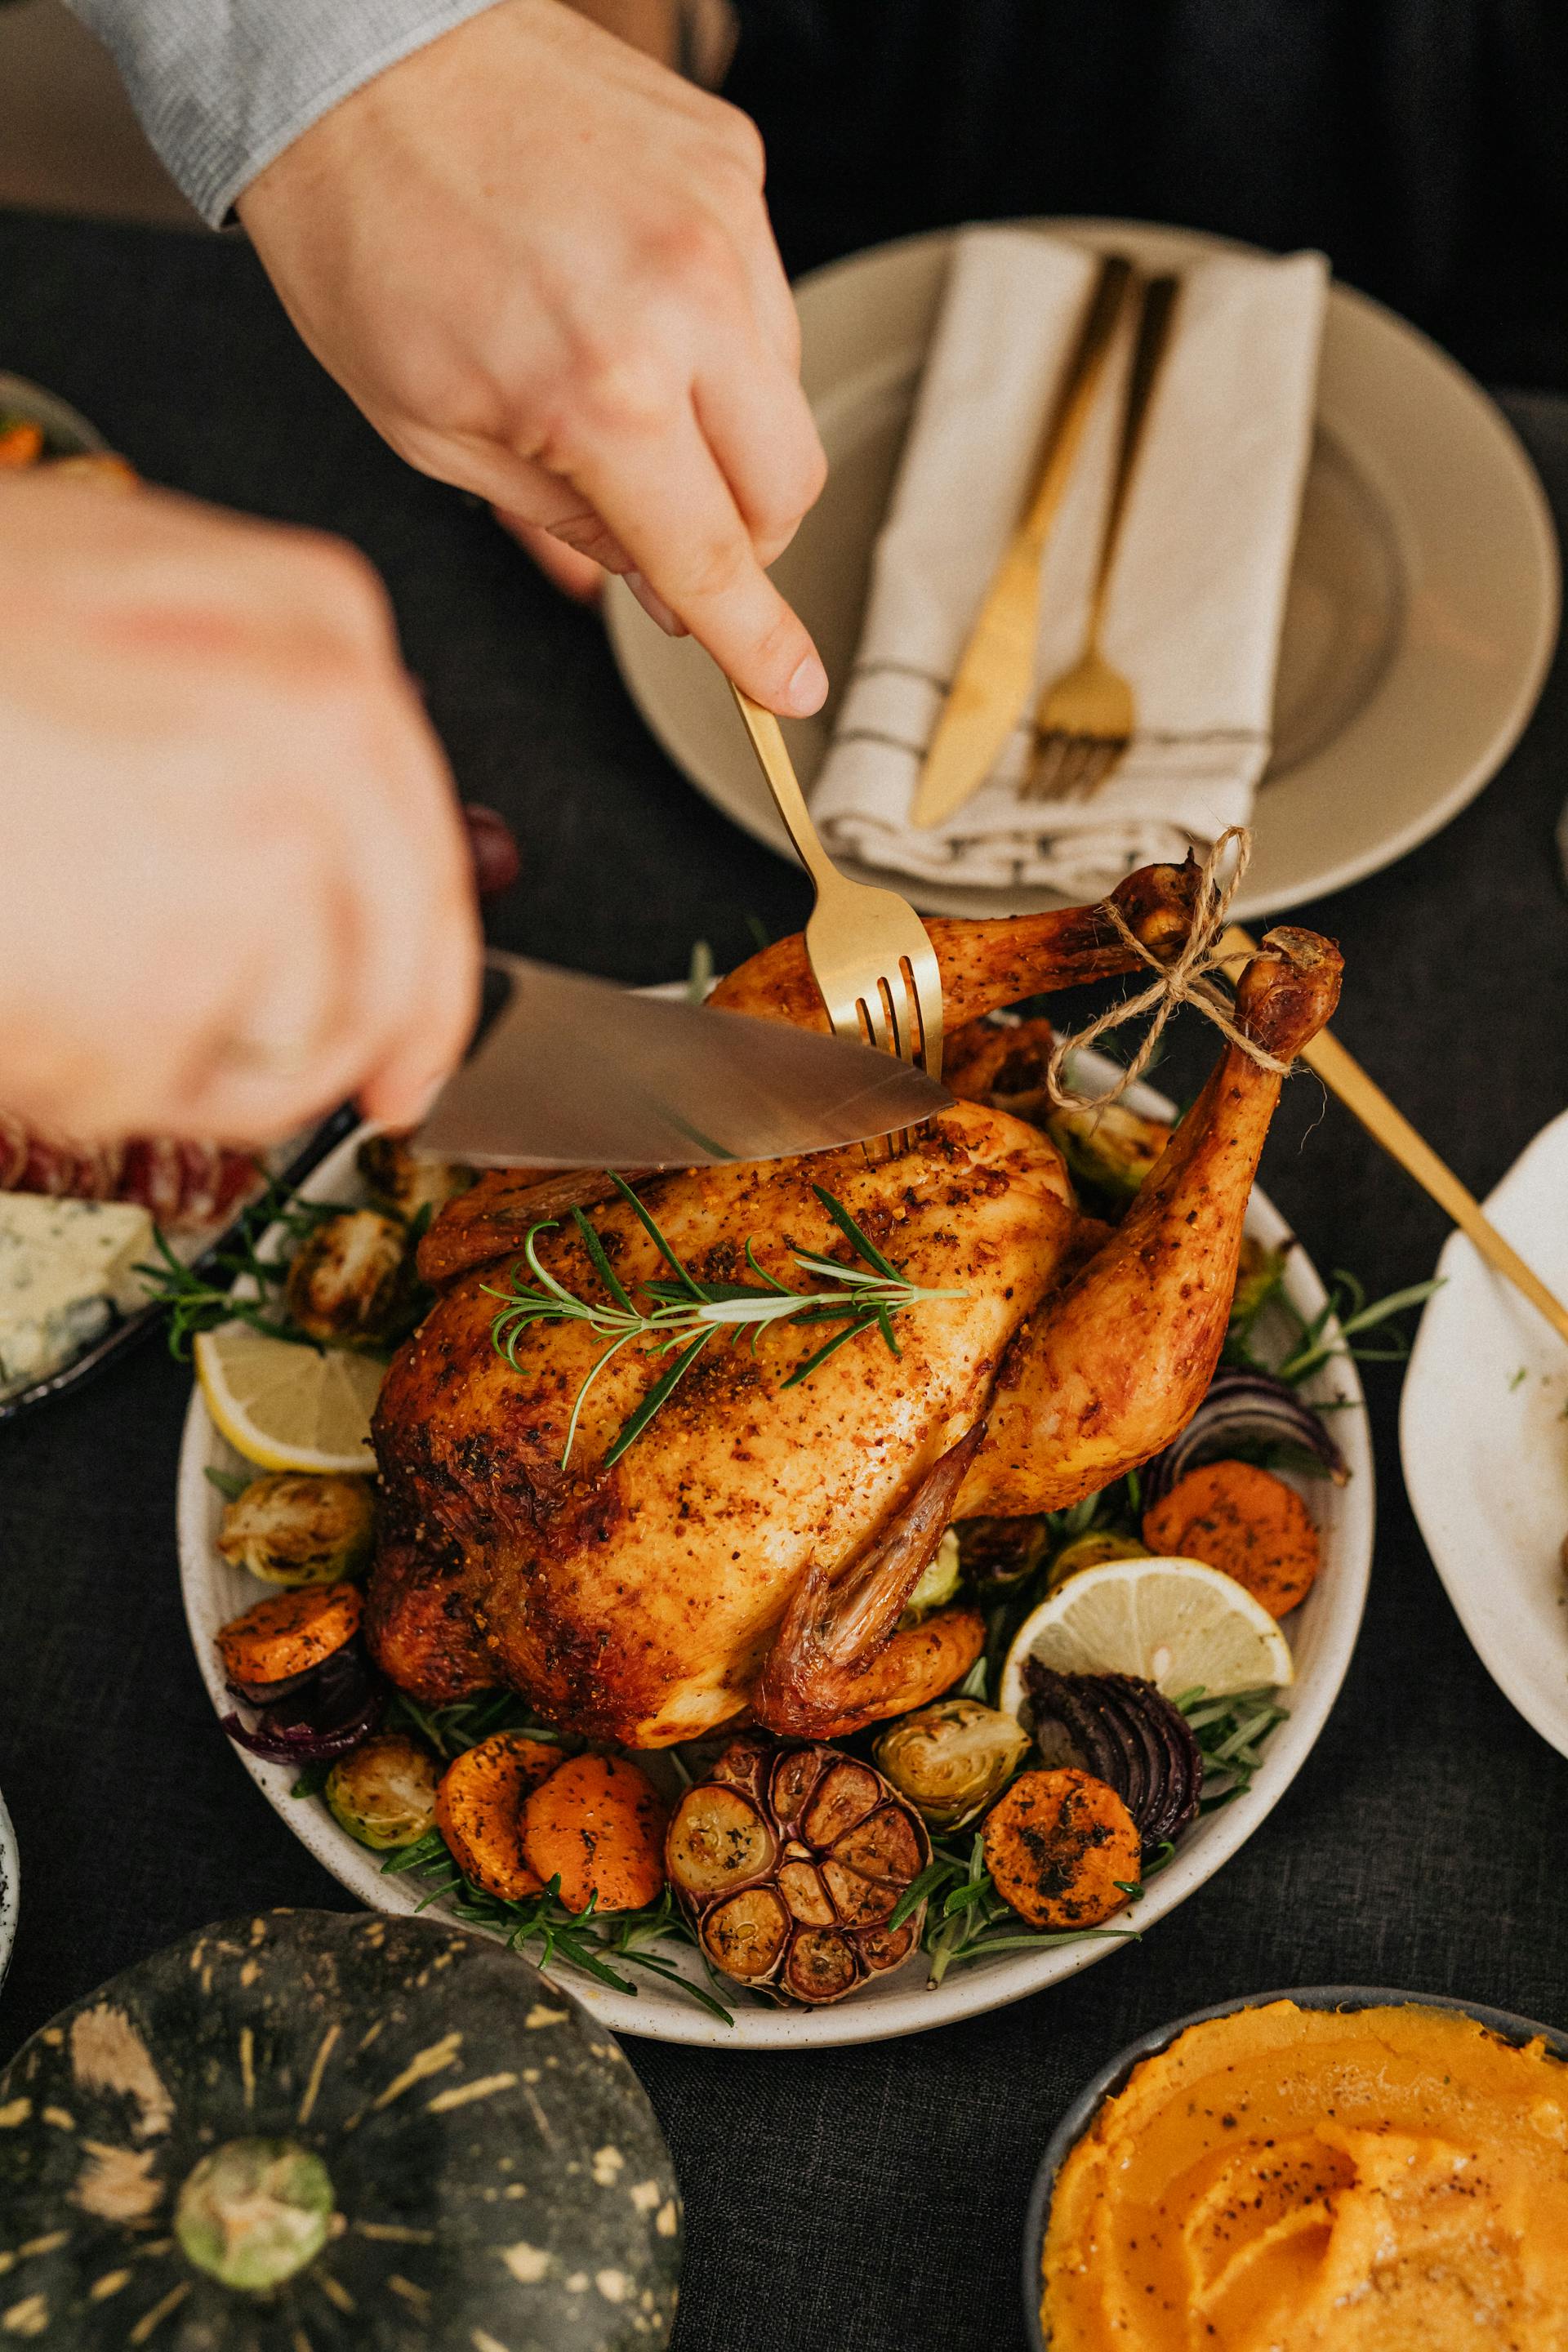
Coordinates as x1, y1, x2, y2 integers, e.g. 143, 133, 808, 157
0, 1910, 680, 2350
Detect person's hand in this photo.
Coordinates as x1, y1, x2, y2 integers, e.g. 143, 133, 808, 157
0, 474, 482, 1145
236, 0, 829, 715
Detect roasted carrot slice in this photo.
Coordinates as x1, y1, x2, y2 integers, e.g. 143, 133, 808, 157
982, 1768, 1140, 1930
0, 422, 44, 469
521, 1753, 668, 1913
216, 1580, 362, 1686
1143, 1458, 1320, 1617
434, 1732, 561, 1902
810, 1605, 987, 1740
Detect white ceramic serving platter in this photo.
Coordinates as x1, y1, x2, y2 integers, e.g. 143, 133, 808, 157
0, 1784, 17, 1995
1401, 1109, 1568, 1759
605, 217, 1558, 924
178, 1062, 1373, 2049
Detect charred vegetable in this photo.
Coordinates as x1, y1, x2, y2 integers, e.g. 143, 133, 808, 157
874, 1699, 1029, 1830
0, 1909, 681, 2350
436, 1731, 561, 1901
217, 1472, 375, 1587
808, 1603, 987, 1739
982, 1767, 1141, 1929
1022, 1663, 1201, 1857
902, 1526, 962, 1621
666, 1734, 931, 2004
1047, 1529, 1147, 1587
955, 1515, 1050, 1594
218, 1580, 362, 1686
522, 1755, 668, 1914
1143, 1367, 1348, 1503
1045, 1098, 1172, 1209
324, 1731, 439, 1849
285, 1209, 413, 1348
1143, 1458, 1321, 1617
220, 1633, 384, 1766
356, 1133, 474, 1224
1230, 1234, 1289, 1330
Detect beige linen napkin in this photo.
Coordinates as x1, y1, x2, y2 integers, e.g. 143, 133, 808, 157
810, 228, 1328, 898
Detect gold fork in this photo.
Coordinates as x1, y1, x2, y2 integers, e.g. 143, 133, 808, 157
730, 685, 943, 1148
1022, 273, 1179, 804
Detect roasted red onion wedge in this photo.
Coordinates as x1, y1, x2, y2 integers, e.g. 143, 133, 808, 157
1022, 1664, 1200, 1857
220, 1634, 385, 1764
1143, 1369, 1347, 1506
666, 1734, 931, 2005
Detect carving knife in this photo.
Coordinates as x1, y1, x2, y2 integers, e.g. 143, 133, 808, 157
414, 953, 953, 1169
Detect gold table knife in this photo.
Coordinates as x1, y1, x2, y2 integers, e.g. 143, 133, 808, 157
911, 251, 1134, 831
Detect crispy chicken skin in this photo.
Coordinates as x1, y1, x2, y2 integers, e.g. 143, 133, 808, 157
368, 874, 1341, 1747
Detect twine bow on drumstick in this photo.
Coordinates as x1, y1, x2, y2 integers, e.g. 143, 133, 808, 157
1045, 826, 1292, 1112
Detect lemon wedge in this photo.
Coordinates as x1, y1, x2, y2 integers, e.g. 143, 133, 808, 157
194, 1322, 384, 1473
1000, 1556, 1294, 1713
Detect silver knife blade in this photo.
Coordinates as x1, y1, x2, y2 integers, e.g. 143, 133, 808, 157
414, 954, 953, 1168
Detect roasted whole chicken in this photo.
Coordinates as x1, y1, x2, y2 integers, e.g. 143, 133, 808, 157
368, 866, 1341, 1748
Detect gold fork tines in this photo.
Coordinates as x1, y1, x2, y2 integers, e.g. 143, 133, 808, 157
730, 687, 942, 1156
1022, 272, 1180, 805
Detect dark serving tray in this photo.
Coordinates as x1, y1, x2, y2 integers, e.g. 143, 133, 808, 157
0, 1104, 358, 1425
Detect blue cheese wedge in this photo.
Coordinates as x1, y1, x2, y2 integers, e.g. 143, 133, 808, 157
0, 1193, 156, 1392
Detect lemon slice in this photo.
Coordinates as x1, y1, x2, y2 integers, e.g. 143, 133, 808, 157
1000, 1556, 1294, 1713
194, 1322, 385, 1473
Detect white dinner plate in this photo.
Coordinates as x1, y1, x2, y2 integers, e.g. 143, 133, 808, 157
1401, 1109, 1568, 1758
178, 1060, 1373, 2049
0, 1784, 17, 1996
605, 217, 1558, 924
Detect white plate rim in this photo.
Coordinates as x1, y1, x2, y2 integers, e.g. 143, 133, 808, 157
1400, 1107, 1568, 1761
0, 1785, 16, 1995
177, 1076, 1374, 2050
605, 215, 1559, 924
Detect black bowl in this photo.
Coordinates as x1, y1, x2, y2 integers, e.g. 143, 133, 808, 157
1022, 1983, 1568, 2352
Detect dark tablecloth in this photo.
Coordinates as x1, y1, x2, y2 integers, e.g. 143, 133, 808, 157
2, 211, 1566, 2352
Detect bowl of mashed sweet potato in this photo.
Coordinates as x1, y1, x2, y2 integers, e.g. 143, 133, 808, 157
1026, 1985, 1568, 2352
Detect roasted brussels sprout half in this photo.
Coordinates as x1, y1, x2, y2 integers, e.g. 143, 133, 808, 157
901, 1527, 962, 1624
1045, 1098, 1171, 1211
356, 1133, 474, 1224
666, 1735, 930, 2005
1230, 1235, 1290, 1334
324, 1731, 439, 1849
1046, 1530, 1148, 1588
955, 1516, 1049, 1594
874, 1699, 1030, 1830
285, 1209, 413, 1348
217, 1472, 375, 1588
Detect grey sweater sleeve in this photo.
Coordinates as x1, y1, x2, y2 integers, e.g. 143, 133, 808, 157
63, 0, 506, 226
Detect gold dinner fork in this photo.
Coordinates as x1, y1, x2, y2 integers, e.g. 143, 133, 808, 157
1022, 273, 1180, 804
730, 686, 943, 1149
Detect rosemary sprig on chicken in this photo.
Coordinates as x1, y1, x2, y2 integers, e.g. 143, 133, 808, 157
486, 1174, 969, 1468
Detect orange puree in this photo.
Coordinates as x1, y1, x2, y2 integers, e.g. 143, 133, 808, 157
1042, 2000, 1568, 2350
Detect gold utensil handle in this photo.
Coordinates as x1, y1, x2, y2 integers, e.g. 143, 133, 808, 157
1086, 273, 1178, 640
909, 251, 1134, 831
1017, 252, 1136, 558
730, 683, 839, 897
1221, 926, 1568, 1349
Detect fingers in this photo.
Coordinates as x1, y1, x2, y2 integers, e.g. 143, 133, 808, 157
492, 508, 606, 603
566, 403, 827, 712
206, 698, 481, 1146
691, 330, 826, 570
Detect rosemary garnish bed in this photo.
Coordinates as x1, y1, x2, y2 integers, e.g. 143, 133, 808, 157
368, 1691, 732, 2020
381, 1835, 734, 2025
